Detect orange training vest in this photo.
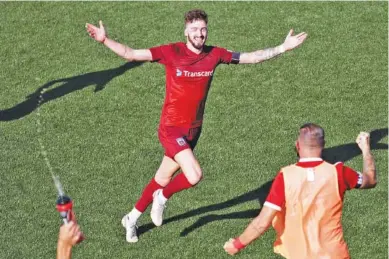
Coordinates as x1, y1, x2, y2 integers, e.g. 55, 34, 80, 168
272, 162, 350, 259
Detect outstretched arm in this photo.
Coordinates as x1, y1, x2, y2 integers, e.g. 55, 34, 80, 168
86, 21, 152, 62
223, 206, 277, 255
239, 29, 308, 64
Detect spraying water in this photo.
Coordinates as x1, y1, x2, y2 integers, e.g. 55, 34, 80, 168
36, 87, 75, 225
35, 82, 84, 245
36, 88, 65, 197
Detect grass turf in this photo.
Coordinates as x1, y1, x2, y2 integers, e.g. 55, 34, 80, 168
0, 2, 387, 259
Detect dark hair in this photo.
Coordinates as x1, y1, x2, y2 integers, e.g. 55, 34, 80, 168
184, 9, 208, 24
299, 123, 325, 148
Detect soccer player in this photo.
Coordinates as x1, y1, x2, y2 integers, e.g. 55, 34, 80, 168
86, 9, 307, 243
224, 124, 377, 258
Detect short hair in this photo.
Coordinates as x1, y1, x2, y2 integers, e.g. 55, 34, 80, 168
184, 9, 208, 25
299, 123, 325, 148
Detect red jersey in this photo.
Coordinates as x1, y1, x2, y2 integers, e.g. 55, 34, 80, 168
149, 42, 236, 128
264, 158, 363, 211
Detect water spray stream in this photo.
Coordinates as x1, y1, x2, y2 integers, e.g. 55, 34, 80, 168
36, 88, 64, 195
36, 88, 74, 225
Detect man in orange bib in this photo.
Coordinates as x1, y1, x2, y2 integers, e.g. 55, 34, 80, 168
224, 123, 377, 259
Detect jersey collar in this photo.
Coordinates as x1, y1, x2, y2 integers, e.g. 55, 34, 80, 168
298, 157, 323, 162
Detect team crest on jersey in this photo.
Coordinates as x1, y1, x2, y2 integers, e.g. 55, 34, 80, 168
176, 137, 186, 146
176, 69, 182, 77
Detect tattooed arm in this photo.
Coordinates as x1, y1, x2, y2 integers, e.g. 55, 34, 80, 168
239, 45, 286, 64
239, 29, 308, 64
223, 206, 278, 255
356, 132, 378, 189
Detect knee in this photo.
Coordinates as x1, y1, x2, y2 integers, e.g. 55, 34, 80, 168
184, 169, 203, 185
154, 171, 172, 187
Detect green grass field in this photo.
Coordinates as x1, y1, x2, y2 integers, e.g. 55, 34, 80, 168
0, 2, 387, 259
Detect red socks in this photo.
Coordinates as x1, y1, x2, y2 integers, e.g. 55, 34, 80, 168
162, 173, 193, 199
134, 173, 195, 212
134, 178, 162, 212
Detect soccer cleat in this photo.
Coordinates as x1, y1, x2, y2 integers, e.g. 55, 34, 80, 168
150, 189, 166, 227
121, 215, 138, 243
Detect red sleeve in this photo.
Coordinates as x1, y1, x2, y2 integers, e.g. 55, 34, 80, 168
149, 44, 171, 64
335, 162, 362, 199
343, 165, 362, 189
217, 47, 235, 64
264, 172, 285, 211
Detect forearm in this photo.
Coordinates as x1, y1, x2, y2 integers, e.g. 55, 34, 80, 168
240, 45, 285, 64
56, 241, 72, 259
102, 38, 134, 61
238, 216, 271, 245
362, 150, 377, 187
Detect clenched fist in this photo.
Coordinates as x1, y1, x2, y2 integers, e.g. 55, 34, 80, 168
356, 132, 371, 154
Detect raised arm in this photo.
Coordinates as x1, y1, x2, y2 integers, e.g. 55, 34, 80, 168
239, 29, 308, 64
356, 132, 377, 189
86, 21, 152, 62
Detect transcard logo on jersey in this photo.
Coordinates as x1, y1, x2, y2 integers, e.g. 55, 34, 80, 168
176, 68, 214, 77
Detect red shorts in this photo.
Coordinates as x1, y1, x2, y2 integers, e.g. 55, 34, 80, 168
158, 125, 202, 159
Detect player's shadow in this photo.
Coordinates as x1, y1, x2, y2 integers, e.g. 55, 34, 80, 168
137, 128, 388, 237
0, 62, 143, 121
137, 179, 273, 237
322, 128, 388, 163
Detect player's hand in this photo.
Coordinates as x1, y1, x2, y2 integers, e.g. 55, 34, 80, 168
282, 29, 308, 51
86, 20, 106, 43
58, 221, 82, 247
356, 132, 371, 154
223, 238, 240, 256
